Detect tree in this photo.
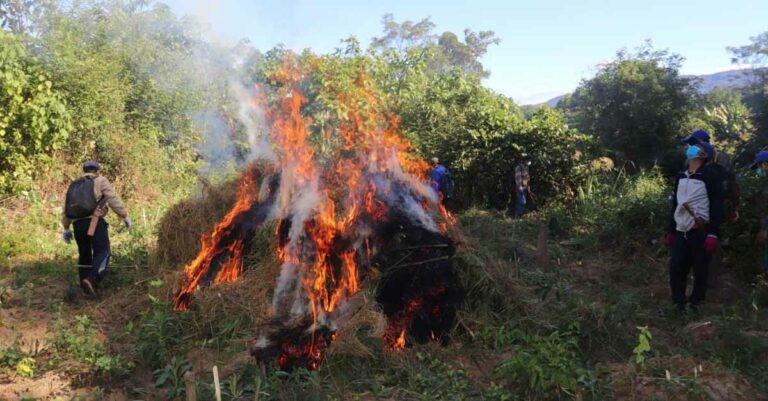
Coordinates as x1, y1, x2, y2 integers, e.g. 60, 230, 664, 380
0, 30, 71, 192
565, 43, 696, 168
688, 88, 755, 157
370, 13, 500, 79
729, 31, 768, 136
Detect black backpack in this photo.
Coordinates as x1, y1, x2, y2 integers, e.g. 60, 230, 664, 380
65, 176, 98, 219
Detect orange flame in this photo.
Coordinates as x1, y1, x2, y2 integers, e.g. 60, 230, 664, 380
173, 170, 259, 311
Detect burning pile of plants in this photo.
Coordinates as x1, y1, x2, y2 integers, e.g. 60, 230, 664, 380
170, 57, 463, 371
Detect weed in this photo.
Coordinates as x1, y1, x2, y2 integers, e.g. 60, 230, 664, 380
136, 299, 182, 369
52, 314, 132, 378
153, 356, 192, 400
491, 323, 593, 399
633, 326, 653, 367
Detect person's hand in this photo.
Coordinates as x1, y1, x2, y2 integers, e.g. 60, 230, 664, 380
704, 235, 718, 254
123, 217, 132, 230
731, 210, 740, 223
665, 233, 675, 248
63, 229, 72, 244
756, 230, 768, 245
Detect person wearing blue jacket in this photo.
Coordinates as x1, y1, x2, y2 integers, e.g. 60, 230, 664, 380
665, 140, 723, 312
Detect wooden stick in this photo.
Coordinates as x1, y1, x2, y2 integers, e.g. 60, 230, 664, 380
213, 365, 222, 401
184, 371, 196, 401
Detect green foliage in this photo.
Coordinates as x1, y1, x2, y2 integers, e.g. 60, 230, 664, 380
728, 30, 768, 137
136, 299, 182, 369
153, 356, 192, 400
371, 13, 500, 78
0, 30, 71, 193
0, 340, 36, 378
490, 324, 592, 398
396, 67, 587, 208
688, 88, 755, 157
52, 314, 132, 377
555, 167, 669, 248
563, 43, 695, 168
632, 326, 652, 367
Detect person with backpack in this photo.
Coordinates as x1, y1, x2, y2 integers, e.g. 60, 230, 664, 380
681, 129, 741, 291
514, 160, 532, 218
62, 160, 131, 295
430, 157, 454, 205
665, 141, 723, 312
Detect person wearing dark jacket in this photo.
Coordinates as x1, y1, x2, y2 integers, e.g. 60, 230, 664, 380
681, 129, 740, 291
750, 150, 768, 273
665, 141, 723, 311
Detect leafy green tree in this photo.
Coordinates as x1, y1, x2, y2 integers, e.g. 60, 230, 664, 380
688, 88, 755, 157
564, 44, 696, 168
370, 13, 500, 78
0, 30, 71, 192
729, 31, 768, 136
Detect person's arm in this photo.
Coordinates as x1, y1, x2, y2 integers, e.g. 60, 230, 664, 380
96, 177, 129, 219
667, 175, 680, 234
61, 204, 72, 229
704, 167, 724, 238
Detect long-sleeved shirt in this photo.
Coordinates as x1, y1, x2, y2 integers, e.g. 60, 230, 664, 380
62, 173, 128, 228
430, 164, 448, 192
667, 164, 723, 237
514, 164, 530, 191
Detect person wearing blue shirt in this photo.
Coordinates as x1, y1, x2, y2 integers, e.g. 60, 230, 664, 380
430, 157, 448, 194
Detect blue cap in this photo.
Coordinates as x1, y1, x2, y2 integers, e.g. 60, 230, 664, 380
751, 150, 768, 169
699, 142, 714, 160
83, 160, 100, 171
682, 129, 711, 145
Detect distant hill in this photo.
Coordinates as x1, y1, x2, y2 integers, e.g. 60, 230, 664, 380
536, 68, 757, 108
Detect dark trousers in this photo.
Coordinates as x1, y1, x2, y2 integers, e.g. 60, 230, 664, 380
669, 230, 710, 305
73, 218, 111, 285
515, 189, 527, 217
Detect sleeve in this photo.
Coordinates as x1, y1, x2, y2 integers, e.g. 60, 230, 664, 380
97, 177, 129, 219
61, 204, 72, 229
704, 168, 724, 237
667, 175, 680, 234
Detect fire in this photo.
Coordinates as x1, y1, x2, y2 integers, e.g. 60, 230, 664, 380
174, 55, 460, 370
393, 329, 406, 351
173, 168, 265, 311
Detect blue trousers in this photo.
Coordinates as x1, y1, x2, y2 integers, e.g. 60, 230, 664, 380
669, 230, 710, 306
515, 190, 527, 217
73, 217, 111, 286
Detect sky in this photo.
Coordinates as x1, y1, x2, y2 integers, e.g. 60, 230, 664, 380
162, 0, 767, 104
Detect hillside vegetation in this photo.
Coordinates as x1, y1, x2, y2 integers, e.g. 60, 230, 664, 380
1, 1, 768, 400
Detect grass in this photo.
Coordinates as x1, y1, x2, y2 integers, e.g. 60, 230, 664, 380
2, 171, 768, 400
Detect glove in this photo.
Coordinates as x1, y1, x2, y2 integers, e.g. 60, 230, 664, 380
63, 229, 72, 244
123, 217, 132, 230
665, 233, 675, 248
704, 235, 718, 254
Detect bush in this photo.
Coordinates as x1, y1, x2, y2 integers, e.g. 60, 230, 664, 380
488, 323, 593, 399
551, 167, 669, 249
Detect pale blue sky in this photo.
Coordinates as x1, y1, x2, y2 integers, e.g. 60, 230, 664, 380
163, 0, 766, 104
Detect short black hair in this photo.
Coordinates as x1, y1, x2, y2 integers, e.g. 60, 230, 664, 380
83, 166, 99, 173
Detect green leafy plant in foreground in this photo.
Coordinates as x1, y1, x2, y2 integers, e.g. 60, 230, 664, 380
154, 356, 192, 400
52, 314, 132, 377
492, 324, 593, 399
633, 326, 653, 367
